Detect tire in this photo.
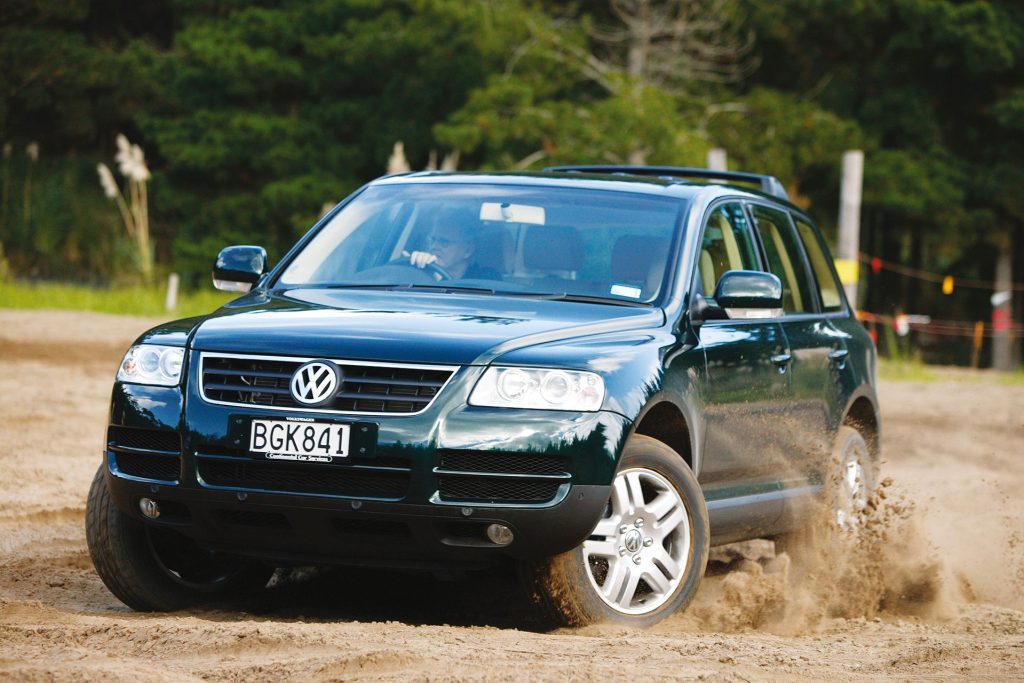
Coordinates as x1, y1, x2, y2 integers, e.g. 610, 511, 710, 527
522, 435, 710, 628
830, 425, 875, 533
775, 424, 876, 557
85, 464, 273, 611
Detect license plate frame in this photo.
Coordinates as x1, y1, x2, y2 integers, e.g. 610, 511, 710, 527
235, 415, 378, 465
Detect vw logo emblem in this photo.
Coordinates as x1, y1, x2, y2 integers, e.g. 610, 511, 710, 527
290, 360, 341, 406
623, 529, 643, 553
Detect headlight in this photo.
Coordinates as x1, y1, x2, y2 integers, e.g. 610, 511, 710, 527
469, 367, 605, 411
117, 345, 185, 386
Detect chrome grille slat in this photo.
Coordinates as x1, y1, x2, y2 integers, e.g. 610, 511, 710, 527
346, 376, 446, 388
203, 367, 293, 380
200, 352, 457, 415
335, 390, 431, 404
205, 382, 292, 395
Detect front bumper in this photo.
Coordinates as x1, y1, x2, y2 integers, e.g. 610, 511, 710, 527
104, 375, 627, 566
105, 472, 611, 565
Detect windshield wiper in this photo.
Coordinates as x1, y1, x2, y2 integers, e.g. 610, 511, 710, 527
399, 284, 497, 294
292, 283, 496, 294
287, 284, 645, 305
512, 292, 650, 308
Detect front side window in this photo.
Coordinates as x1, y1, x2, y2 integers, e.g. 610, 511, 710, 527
277, 184, 685, 304
750, 204, 814, 314
793, 216, 844, 312
696, 202, 759, 296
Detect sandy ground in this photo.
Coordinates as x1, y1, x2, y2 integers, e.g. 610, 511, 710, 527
0, 309, 1022, 681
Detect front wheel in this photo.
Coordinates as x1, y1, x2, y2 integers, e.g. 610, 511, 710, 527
523, 435, 709, 628
85, 465, 273, 611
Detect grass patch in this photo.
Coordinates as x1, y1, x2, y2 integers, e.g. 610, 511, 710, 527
878, 357, 939, 383
879, 358, 1024, 385
997, 367, 1024, 386
0, 280, 236, 318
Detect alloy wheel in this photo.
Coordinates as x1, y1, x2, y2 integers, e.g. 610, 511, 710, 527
835, 437, 870, 531
581, 468, 691, 615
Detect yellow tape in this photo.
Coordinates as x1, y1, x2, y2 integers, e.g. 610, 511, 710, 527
834, 258, 859, 285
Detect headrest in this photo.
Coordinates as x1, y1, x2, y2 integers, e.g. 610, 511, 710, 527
523, 226, 584, 271
611, 235, 668, 281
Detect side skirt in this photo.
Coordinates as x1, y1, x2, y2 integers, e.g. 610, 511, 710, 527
707, 485, 821, 546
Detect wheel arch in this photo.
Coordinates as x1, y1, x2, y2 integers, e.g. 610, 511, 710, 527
841, 389, 880, 464
629, 399, 698, 474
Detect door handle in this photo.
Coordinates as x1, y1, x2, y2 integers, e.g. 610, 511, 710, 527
770, 352, 792, 372
828, 348, 849, 366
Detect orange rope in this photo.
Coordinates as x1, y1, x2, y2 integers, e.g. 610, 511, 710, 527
856, 310, 1023, 337
857, 253, 1024, 291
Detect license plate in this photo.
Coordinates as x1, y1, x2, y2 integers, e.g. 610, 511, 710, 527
249, 419, 350, 463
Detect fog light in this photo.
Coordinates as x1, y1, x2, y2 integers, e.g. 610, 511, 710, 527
485, 523, 514, 546
139, 498, 160, 519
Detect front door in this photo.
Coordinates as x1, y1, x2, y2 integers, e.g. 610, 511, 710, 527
693, 202, 792, 540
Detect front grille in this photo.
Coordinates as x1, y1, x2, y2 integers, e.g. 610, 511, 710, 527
115, 452, 180, 481
108, 426, 180, 453
438, 451, 568, 476
435, 449, 570, 505
108, 427, 181, 482
438, 478, 563, 503
197, 458, 410, 500
200, 353, 455, 415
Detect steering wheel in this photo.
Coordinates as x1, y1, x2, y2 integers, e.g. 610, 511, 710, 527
423, 262, 454, 281
377, 258, 454, 282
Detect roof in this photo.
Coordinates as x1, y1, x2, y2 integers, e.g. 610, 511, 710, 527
372, 167, 796, 208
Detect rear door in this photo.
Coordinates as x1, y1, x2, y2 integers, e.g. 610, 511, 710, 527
791, 213, 857, 430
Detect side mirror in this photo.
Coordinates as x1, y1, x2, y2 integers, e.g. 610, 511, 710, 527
713, 270, 783, 320
213, 245, 268, 292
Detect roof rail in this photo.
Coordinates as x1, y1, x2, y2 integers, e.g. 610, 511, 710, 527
544, 165, 790, 201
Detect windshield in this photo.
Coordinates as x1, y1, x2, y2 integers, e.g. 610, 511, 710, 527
277, 183, 685, 304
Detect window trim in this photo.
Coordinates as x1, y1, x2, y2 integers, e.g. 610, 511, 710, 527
689, 197, 766, 299
742, 199, 826, 316
691, 197, 854, 327
790, 212, 850, 315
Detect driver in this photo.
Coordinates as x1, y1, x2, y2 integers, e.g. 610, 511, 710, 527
407, 217, 499, 280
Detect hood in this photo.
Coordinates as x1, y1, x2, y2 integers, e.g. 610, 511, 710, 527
189, 288, 665, 366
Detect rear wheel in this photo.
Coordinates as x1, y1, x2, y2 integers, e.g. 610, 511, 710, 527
523, 435, 709, 627
775, 424, 876, 557
832, 425, 874, 532
85, 465, 273, 611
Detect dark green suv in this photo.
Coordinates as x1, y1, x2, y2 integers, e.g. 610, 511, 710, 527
86, 166, 879, 627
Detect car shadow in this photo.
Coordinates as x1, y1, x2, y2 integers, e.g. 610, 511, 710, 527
232, 561, 550, 631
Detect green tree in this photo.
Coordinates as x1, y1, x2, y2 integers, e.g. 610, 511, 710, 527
135, 0, 534, 281
748, 0, 1024, 343
0, 0, 170, 280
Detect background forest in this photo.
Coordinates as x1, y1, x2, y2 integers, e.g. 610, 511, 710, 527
1, 0, 1022, 364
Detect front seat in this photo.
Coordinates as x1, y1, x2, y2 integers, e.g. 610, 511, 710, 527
522, 226, 584, 282
611, 235, 669, 298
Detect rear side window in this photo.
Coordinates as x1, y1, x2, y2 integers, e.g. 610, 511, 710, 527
750, 204, 814, 314
697, 203, 759, 296
793, 216, 844, 312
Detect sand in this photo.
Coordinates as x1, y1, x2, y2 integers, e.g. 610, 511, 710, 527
1, 309, 1022, 680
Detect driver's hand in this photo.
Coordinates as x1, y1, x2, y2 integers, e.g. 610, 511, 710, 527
407, 250, 438, 269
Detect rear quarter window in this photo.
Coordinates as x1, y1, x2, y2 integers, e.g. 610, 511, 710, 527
793, 216, 844, 313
